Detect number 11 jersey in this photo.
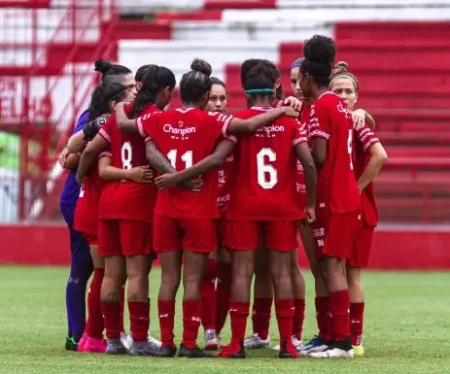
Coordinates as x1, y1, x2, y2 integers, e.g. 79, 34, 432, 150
223, 106, 308, 221
98, 104, 159, 223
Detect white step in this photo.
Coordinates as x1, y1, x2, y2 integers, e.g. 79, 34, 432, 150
277, 0, 450, 8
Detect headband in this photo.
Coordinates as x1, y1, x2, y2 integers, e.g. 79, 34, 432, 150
329, 74, 359, 91
245, 88, 274, 94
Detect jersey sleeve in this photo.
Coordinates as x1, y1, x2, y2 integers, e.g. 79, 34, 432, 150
355, 124, 380, 152
137, 112, 160, 142
309, 101, 331, 141
209, 112, 236, 143
98, 115, 115, 143
292, 119, 309, 147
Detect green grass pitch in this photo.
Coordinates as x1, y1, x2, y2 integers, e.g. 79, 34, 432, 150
1, 266, 450, 374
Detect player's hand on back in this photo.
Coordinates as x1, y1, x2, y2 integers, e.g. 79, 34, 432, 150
281, 106, 300, 118
127, 165, 153, 183
58, 147, 69, 168
284, 96, 303, 111
352, 109, 366, 130
304, 205, 316, 224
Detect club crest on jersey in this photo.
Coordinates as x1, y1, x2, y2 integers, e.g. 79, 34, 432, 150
337, 102, 351, 119
255, 124, 285, 138
163, 123, 196, 140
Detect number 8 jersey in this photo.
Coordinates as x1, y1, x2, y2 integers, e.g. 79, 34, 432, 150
223, 106, 308, 221
98, 104, 159, 222
309, 92, 360, 217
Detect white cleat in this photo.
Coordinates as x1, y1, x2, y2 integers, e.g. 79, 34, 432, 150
272, 336, 302, 351
120, 332, 133, 352
309, 347, 354, 359
204, 329, 219, 350
243, 333, 271, 349
147, 333, 162, 348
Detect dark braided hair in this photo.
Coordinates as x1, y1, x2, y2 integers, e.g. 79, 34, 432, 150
301, 35, 336, 87
94, 59, 132, 81
135, 64, 152, 82
130, 64, 176, 118
242, 62, 276, 108
88, 81, 129, 120
240, 59, 283, 99
179, 58, 213, 104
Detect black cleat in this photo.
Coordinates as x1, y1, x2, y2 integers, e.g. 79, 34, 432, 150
158, 344, 177, 358
64, 337, 78, 352
279, 338, 300, 359
130, 341, 159, 356
179, 344, 212, 358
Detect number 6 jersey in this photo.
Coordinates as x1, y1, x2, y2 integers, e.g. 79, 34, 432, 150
222, 106, 308, 221
97, 104, 159, 223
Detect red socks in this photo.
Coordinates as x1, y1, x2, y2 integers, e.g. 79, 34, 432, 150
275, 299, 295, 351
292, 299, 305, 340
101, 301, 122, 340
215, 262, 231, 335
350, 302, 364, 346
229, 301, 250, 349
252, 298, 272, 340
158, 299, 176, 348
129, 300, 149, 343
182, 300, 202, 349
201, 259, 218, 331
85, 268, 104, 339
329, 290, 351, 342
119, 286, 125, 333
315, 296, 331, 341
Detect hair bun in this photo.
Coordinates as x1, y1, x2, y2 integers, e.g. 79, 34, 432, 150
94, 59, 112, 74
190, 58, 212, 77
331, 61, 349, 75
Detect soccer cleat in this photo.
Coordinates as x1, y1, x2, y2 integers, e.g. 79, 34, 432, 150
353, 344, 364, 357
272, 336, 302, 351
278, 338, 300, 359
216, 341, 246, 358
243, 333, 270, 349
64, 337, 79, 352
120, 332, 133, 352
81, 336, 106, 353
158, 344, 177, 358
105, 339, 127, 355
204, 329, 219, 350
78, 333, 88, 352
178, 344, 212, 358
148, 333, 162, 348
297, 335, 330, 355
309, 338, 354, 359
130, 341, 159, 356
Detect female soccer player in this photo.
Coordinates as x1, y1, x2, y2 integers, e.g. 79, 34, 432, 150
201, 77, 231, 350
117, 59, 299, 358
76, 64, 176, 356
299, 35, 360, 359
59, 59, 135, 351
330, 61, 388, 357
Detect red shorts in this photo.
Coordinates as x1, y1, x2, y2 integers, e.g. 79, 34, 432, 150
224, 220, 298, 252
313, 212, 358, 260
153, 215, 217, 253
81, 233, 98, 246
348, 223, 374, 268
98, 219, 153, 257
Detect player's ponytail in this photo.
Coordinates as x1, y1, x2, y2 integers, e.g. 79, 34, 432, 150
131, 64, 176, 118
301, 35, 336, 87
94, 59, 132, 81
180, 58, 213, 104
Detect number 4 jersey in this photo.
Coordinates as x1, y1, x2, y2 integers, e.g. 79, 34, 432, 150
97, 104, 159, 223
137, 107, 234, 219
309, 92, 360, 216
223, 106, 308, 221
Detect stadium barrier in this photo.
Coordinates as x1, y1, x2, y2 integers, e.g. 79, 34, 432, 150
1, 225, 449, 269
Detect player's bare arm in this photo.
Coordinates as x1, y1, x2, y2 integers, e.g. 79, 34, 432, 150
115, 102, 138, 133
311, 138, 328, 168
154, 139, 235, 190
352, 109, 375, 130
63, 152, 80, 170
227, 106, 298, 134
357, 142, 388, 192
294, 142, 317, 223
98, 156, 153, 183
67, 131, 87, 154
76, 134, 108, 184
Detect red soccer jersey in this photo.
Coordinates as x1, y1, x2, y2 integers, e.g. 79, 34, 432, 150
138, 107, 234, 219
223, 106, 308, 221
354, 124, 380, 227
74, 159, 104, 235
295, 102, 311, 210
98, 104, 159, 222
217, 153, 234, 216
309, 91, 360, 216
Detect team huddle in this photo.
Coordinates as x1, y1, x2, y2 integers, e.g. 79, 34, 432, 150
60, 34, 388, 359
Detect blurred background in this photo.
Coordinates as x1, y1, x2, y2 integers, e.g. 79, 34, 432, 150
0, 0, 449, 269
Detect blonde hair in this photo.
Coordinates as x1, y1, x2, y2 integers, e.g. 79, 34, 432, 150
329, 61, 359, 92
